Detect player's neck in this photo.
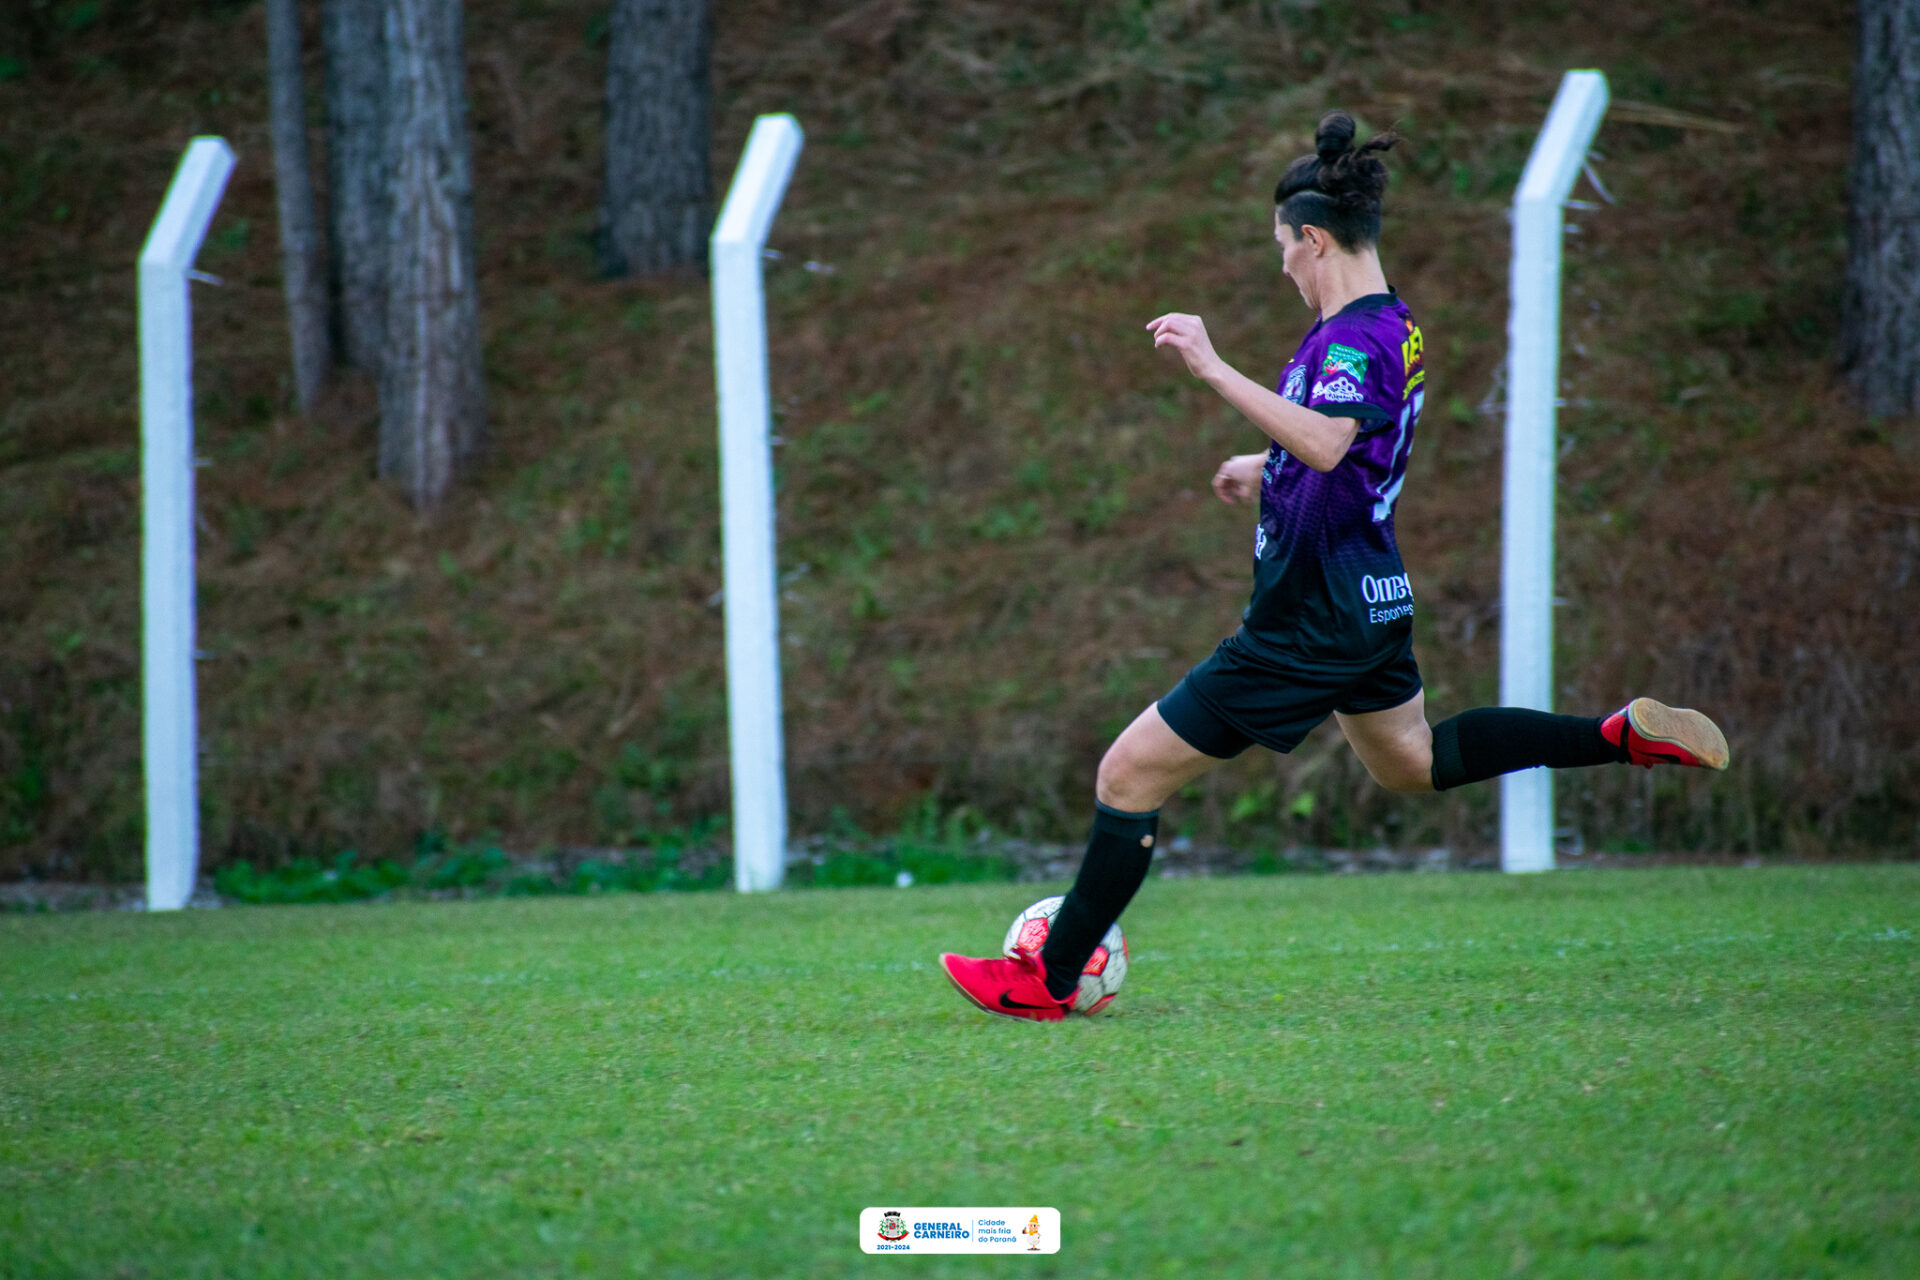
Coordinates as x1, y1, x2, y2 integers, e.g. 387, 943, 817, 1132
1314, 252, 1389, 320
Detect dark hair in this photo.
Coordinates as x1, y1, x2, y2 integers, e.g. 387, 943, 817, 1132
1273, 110, 1399, 251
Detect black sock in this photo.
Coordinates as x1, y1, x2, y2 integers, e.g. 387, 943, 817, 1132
1039, 802, 1159, 1000
1429, 707, 1629, 791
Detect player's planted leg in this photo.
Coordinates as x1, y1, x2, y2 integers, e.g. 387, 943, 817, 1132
940, 703, 1215, 1020
937, 804, 1156, 1021
1037, 804, 1158, 1001
938, 805, 1157, 1021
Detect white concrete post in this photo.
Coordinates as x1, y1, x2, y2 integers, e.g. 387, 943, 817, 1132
140, 137, 235, 910
1500, 72, 1608, 873
711, 114, 803, 892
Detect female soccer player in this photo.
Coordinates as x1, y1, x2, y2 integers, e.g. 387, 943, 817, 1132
941, 111, 1730, 1022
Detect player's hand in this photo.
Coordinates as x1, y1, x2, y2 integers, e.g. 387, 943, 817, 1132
1146, 312, 1223, 381
1211, 452, 1264, 505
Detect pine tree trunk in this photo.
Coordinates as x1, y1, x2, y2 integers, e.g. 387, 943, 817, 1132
1842, 0, 1920, 418
266, 0, 333, 412
379, 0, 484, 511
597, 0, 713, 277
322, 0, 388, 371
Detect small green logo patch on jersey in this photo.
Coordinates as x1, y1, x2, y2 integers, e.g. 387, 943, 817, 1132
1322, 343, 1368, 382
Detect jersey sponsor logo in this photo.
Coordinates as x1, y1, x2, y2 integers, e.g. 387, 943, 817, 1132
1360, 572, 1413, 604
1362, 572, 1415, 625
1312, 376, 1366, 404
1401, 321, 1425, 401
1282, 363, 1307, 404
1322, 342, 1368, 381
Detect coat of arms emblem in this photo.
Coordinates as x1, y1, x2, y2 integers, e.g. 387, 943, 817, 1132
877, 1211, 909, 1242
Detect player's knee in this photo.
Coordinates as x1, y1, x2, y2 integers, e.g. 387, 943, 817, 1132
1093, 745, 1132, 802
1362, 745, 1434, 794
1375, 766, 1432, 794
1094, 744, 1154, 811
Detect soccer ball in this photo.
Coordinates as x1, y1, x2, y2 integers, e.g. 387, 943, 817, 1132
1002, 895, 1127, 1015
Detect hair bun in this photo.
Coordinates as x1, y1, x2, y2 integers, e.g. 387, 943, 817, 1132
1273, 108, 1398, 248
1315, 110, 1357, 163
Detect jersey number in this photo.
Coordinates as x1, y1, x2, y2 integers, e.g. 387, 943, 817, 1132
1371, 390, 1423, 523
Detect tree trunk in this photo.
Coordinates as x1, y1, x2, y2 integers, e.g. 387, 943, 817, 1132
597, 0, 713, 277
266, 0, 333, 412
379, 0, 484, 511
1842, 0, 1920, 418
322, 0, 388, 371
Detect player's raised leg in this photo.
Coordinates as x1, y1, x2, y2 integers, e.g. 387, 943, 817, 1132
1335, 688, 1436, 792
1337, 691, 1729, 795
939, 703, 1217, 1022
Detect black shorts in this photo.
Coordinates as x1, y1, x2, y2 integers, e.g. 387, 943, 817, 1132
1156, 629, 1423, 758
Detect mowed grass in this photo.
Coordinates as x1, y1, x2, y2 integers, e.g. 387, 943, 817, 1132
2, 867, 1917, 1279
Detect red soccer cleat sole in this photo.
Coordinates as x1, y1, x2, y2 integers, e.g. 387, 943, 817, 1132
1628, 697, 1730, 771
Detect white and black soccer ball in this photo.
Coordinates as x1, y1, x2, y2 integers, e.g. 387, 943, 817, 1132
1002, 895, 1127, 1015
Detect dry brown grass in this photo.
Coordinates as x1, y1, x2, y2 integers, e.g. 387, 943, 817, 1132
1, 0, 1911, 879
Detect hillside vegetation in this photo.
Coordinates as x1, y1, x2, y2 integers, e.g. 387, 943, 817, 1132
1, 0, 1913, 879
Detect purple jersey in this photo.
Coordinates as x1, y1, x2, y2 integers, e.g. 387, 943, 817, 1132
1244, 290, 1426, 660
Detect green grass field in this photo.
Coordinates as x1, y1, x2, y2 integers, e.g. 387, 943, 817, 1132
3, 866, 1917, 1278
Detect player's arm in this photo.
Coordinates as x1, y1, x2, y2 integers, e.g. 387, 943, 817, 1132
1146, 312, 1358, 473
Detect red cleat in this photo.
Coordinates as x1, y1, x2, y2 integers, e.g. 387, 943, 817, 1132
1601, 697, 1730, 771
939, 951, 1072, 1022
